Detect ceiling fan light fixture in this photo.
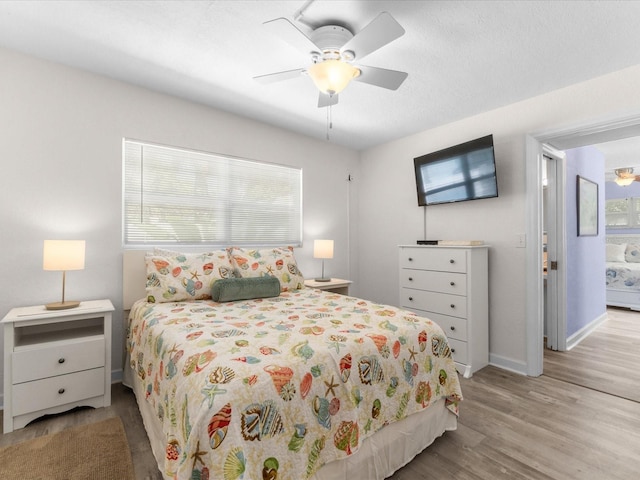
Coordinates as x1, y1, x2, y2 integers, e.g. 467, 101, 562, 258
308, 59, 360, 95
615, 167, 635, 186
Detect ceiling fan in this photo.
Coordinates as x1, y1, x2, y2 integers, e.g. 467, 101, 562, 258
254, 11, 408, 107
614, 168, 640, 186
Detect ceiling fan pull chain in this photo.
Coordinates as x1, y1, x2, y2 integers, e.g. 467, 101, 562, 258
326, 104, 332, 140
329, 103, 333, 130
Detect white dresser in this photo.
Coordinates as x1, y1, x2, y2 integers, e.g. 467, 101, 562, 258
2, 299, 113, 432
399, 245, 488, 378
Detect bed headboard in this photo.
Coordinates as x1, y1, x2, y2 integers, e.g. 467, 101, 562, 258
123, 250, 147, 310
606, 234, 640, 245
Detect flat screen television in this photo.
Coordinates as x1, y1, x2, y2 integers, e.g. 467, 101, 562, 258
414, 134, 498, 206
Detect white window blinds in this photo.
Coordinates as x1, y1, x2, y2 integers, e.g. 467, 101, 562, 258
123, 140, 302, 246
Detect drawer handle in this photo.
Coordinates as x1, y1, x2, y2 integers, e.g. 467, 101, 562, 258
450, 326, 456, 331
408, 297, 414, 301
408, 277, 413, 281
450, 304, 455, 309
58, 388, 65, 395
408, 257, 413, 262
451, 348, 456, 353
450, 281, 455, 286
449, 259, 455, 264
58, 358, 66, 364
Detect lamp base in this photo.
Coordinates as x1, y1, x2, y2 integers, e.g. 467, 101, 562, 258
45, 300, 81, 310
314, 277, 331, 282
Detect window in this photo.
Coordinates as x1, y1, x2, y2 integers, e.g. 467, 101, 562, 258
123, 140, 302, 246
605, 197, 640, 228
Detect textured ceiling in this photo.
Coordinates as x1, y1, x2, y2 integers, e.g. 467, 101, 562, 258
1, 0, 640, 157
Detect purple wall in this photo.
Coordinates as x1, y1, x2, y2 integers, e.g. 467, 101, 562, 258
565, 146, 606, 338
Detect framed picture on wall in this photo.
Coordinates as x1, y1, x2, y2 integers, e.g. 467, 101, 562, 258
577, 175, 598, 236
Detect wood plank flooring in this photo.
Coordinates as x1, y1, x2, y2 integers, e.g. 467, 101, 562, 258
2, 309, 639, 479
543, 306, 640, 402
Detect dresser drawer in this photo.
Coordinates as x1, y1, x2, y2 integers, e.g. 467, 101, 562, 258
400, 288, 467, 318
400, 269, 467, 295
447, 338, 468, 365
12, 367, 105, 416
399, 248, 467, 273
12, 336, 105, 384
422, 311, 468, 342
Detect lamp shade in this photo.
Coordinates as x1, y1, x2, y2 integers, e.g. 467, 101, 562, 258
308, 60, 360, 95
314, 239, 334, 259
43, 240, 85, 271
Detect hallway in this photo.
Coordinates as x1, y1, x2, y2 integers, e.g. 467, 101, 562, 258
543, 307, 640, 403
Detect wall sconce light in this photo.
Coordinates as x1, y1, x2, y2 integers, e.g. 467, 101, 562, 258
43, 239, 85, 310
313, 239, 334, 282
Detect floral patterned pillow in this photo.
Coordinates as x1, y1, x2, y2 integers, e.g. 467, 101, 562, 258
227, 246, 305, 292
145, 250, 235, 303
625, 244, 640, 263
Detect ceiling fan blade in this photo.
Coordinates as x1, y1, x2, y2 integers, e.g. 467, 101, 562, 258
263, 17, 320, 56
254, 68, 305, 84
318, 92, 339, 108
341, 12, 405, 61
354, 65, 408, 90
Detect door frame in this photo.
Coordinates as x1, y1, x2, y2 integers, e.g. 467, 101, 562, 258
525, 112, 640, 376
543, 145, 567, 352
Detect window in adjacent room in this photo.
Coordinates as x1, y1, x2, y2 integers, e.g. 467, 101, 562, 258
123, 140, 302, 246
604, 197, 640, 228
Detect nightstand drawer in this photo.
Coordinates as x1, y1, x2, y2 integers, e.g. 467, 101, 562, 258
12, 367, 105, 416
400, 269, 467, 295
12, 336, 105, 384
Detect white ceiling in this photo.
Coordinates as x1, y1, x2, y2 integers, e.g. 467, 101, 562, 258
1, 0, 640, 162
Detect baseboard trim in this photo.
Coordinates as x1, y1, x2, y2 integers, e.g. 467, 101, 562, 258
566, 311, 608, 351
489, 354, 528, 376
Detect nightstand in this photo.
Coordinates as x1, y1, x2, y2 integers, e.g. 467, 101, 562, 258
304, 278, 352, 295
1, 299, 114, 433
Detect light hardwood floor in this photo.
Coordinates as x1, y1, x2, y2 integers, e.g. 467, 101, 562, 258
2, 309, 639, 479
543, 306, 640, 402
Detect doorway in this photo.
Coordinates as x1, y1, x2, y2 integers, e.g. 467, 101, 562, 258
525, 113, 640, 377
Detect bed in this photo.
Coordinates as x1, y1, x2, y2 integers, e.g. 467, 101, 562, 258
606, 235, 640, 310
123, 247, 462, 480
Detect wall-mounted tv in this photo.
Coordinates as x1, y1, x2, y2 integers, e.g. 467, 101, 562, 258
414, 134, 498, 206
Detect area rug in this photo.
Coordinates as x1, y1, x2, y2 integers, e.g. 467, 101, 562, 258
0, 416, 135, 479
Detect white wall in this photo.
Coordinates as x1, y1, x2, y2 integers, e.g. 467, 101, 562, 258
0, 46, 359, 401
358, 64, 640, 374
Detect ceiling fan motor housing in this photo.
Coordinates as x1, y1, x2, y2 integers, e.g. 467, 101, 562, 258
310, 25, 355, 62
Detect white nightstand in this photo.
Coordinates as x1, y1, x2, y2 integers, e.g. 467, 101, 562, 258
1, 299, 114, 433
304, 278, 352, 295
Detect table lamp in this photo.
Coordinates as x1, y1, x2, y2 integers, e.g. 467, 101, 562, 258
313, 239, 334, 282
43, 239, 85, 310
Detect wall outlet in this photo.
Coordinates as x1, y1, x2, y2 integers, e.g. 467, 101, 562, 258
516, 233, 526, 248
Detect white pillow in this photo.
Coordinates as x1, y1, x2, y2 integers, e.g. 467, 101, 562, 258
606, 243, 627, 262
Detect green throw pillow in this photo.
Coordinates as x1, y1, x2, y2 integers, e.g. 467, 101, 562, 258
211, 276, 281, 302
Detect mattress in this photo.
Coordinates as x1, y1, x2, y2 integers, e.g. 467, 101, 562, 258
127, 288, 462, 480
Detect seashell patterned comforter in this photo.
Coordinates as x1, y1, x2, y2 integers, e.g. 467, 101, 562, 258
127, 288, 462, 480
